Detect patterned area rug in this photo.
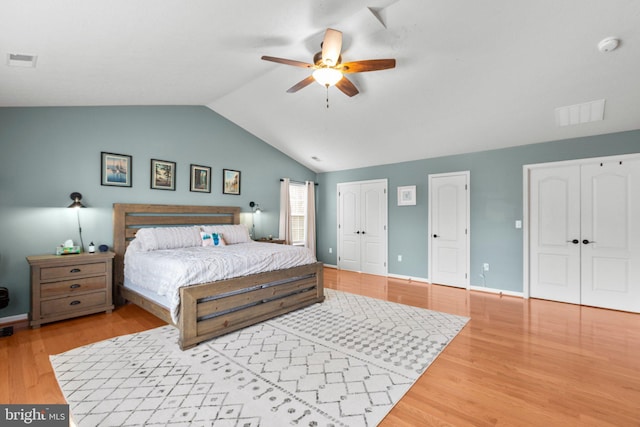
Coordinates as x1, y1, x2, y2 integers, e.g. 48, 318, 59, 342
51, 289, 469, 426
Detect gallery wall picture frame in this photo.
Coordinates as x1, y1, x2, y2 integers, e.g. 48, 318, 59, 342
222, 169, 241, 195
397, 185, 417, 206
150, 159, 176, 191
190, 164, 211, 193
101, 152, 132, 187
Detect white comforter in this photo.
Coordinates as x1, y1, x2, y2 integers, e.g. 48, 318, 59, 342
124, 241, 317, 322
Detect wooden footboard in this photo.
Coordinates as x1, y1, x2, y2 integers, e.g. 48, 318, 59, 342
179, 262, 324, 349
113, 203, 325, 350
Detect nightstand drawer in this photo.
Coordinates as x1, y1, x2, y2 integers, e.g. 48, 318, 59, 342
40, 276, 107, 298
40, 261, 106, 281
40, 291, 107, 316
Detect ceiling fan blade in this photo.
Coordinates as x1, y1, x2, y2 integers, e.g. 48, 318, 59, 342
335, 76, 359, 97
286, 75, 316, 93
261, 56, 314, 69
321, 28, 342, 66
340, 59, 396, 73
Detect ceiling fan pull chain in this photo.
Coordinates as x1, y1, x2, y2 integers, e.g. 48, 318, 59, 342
326, 85, 330, 109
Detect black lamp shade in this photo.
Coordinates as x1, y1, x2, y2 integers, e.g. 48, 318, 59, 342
68, 192, 85, 208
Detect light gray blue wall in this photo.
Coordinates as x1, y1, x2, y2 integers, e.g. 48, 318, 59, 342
316, 130, 640, 291
0, 106, 315, 317
2, 105, 638, 319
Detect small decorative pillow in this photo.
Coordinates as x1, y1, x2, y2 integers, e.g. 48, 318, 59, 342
200, 232, 226, 247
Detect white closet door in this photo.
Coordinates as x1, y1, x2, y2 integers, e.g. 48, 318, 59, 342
580, 159, 640, 312
528, 155, 640, 313
529, 165, 581, 304
337, 180, 388, 275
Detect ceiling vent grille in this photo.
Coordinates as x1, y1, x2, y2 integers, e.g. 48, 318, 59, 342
555, 99, 605, 127
7, 53, 38, 68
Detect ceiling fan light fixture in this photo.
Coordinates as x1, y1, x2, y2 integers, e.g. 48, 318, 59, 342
312, 67, 343, 87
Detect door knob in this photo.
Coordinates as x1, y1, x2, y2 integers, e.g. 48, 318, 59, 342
567, 239, 579, 244
433, 234, 439, 238
362, 231, 366, 235
356, 231, 360, 234
582, 239, 595, 244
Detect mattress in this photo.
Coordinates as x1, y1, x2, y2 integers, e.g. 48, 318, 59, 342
124, 241, 317, 322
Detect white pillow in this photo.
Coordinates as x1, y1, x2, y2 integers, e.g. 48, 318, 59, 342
202, 224, 251, 244
133, 226, 202, 251
200, 232, 226, 247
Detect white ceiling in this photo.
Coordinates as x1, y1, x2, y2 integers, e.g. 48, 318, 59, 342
2, 0, 640, 172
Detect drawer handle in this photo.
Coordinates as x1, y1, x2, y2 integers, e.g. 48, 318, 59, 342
70, 300, 81, 306
70, 268, 81, 273
70, 284, 81, 289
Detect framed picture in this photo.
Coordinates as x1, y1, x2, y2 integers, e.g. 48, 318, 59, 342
150, 159, 176, 191
101, 152, 132, 187
190, 164, 211, 193
397, 185, 416, 206
223, 169, 241, 195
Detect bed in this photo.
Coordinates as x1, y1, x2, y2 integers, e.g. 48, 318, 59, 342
113, 203, 324, 350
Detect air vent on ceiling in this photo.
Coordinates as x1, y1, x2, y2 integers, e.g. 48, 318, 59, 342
7, 53, 38, 68
555, 99, 605, 127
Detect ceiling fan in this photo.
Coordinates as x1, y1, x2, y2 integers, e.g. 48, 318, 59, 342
261, 28, 396, 97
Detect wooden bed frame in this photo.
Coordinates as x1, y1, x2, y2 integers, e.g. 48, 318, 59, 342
113, 203, 324, 350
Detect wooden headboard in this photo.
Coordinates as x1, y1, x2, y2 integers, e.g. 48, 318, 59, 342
112, 203, 241, 289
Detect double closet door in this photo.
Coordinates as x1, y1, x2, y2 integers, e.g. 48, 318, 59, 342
337, 179, 388, 276
529, 156, 640, 312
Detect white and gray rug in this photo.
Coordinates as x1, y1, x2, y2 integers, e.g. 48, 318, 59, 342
51, 289, 469, 427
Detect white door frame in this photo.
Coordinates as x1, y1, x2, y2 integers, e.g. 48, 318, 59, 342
428, 171, 470, 288
522, 152, 640, 298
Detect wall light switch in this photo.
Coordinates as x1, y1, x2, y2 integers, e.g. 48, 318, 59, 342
329, 247, 333, 254
515, 220, 522, 229
398, 255, 402, 262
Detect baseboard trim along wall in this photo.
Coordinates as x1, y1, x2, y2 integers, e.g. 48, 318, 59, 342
0, 313, 29, 332
324, 267, 525, 298
387, 273, 430, 284
470, 285, 524, 298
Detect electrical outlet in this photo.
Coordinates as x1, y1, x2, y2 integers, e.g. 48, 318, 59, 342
483, 263, 490, 271
398, 255, 402, 262
329, 247, 332, 253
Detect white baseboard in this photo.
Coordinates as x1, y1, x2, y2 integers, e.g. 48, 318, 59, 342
387, 273, 430, 284
325, 266, 523, 297
469, 285, 523, 298
0, 313, 28, 325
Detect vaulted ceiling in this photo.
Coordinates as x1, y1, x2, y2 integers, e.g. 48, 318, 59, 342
2, 1, 639, 172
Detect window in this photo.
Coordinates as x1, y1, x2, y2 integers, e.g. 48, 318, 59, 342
289, 183, 307, 245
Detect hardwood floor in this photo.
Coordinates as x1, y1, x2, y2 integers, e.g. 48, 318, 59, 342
2, 267, 639, 426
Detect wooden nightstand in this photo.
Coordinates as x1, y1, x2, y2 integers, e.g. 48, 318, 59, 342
26, 251, 115, 328
256, 238, 286, 244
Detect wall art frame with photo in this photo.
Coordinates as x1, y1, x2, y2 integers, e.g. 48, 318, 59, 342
190, 164, 211, 193
222, 169, 241, 195
101, 152, 132, 187
150, 159, 176, 191
397, 185, 417, 206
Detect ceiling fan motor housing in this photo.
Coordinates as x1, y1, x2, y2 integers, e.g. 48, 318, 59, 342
314, 51, 342, 66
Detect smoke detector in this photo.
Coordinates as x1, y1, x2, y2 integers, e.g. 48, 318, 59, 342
598, 37, 620, 53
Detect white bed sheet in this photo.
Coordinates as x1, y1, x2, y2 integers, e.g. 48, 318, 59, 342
124, 241, 317, 322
